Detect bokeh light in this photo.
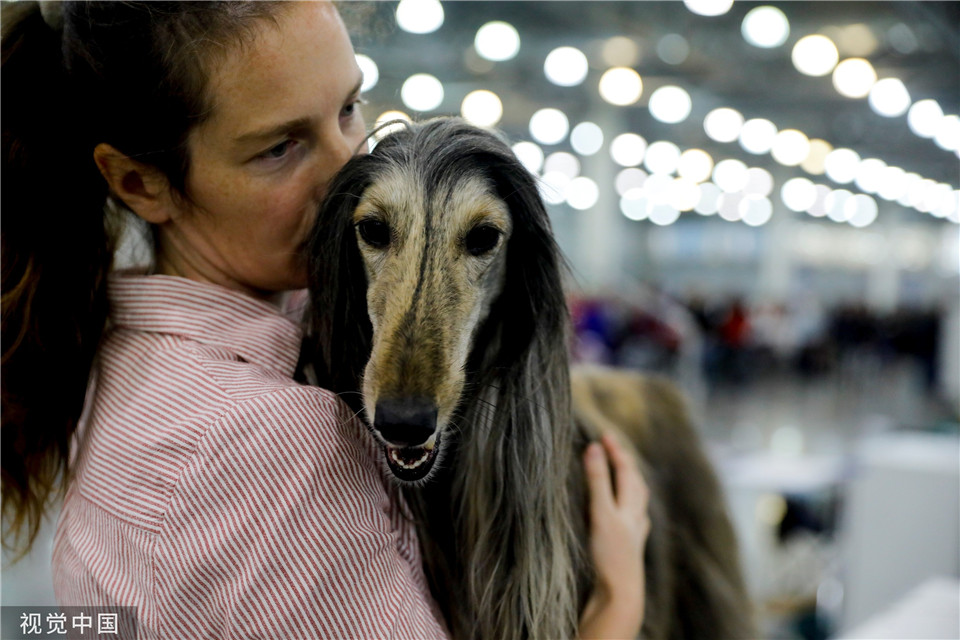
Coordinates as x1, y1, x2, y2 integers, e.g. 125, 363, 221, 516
599, 67, 643, 106
648, 85, 693, 124
474, 21, 520, 61
401, 74, 444, 111
741, 6, 790, 48
396, 0, 444, 34
792, 35, 839, 76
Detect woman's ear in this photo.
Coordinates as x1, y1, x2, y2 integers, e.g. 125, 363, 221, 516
93, 143, 177, 224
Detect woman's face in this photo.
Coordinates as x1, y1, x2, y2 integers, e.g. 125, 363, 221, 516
156, 1, 366, 297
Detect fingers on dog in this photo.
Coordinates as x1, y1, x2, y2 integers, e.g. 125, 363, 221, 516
584, 442, 616, 516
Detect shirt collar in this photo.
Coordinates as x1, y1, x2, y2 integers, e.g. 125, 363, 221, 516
108, 272, 305, 377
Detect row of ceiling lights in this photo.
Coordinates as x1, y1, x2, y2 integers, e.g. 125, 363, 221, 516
386, 0, 959, 154
361, 0, 959, 228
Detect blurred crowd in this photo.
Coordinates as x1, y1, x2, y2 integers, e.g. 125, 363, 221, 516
569, 289, 946, 400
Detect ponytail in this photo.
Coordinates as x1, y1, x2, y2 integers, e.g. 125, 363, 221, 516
3, 0, 291, 556
2, 2, 115, 554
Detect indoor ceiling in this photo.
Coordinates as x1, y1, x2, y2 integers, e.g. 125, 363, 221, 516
348, 1, 960, 226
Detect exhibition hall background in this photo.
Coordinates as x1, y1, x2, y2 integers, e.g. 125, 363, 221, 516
4, 2, 958, 639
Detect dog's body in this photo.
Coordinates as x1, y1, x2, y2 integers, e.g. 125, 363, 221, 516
306, 118, 753, 639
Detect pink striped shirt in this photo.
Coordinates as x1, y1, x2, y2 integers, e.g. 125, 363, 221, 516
52, 272, 448, 639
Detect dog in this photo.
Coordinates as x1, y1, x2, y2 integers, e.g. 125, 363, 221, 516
304, 117, 754, 639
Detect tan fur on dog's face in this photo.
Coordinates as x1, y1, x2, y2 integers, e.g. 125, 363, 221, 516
352, 167, 512, 434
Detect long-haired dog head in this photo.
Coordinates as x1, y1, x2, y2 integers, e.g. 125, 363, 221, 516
307, 118, 569, 483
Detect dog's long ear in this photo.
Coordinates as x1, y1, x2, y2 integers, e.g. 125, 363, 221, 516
305, 155, 378, 411
445, 123, 569, 378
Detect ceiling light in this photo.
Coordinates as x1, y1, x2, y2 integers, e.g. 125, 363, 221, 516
396, 0, 444, 34
823, 148, 861, 184
739, 118, 778, 154
854, 158, 887, 194
718, 192, 744, 222
545, 46, 590, 87
744, 167, 774, 197
740, 195, 773, 226
934, 114, 960, 152
832, 58, 877, 98
401, 73, 444, 111
621, 189, 651, 221
704, 108, 744, 143
356, 55, 379, 92
771, 129, 811, 166
656, 34, 690, 65
610, 133, 647, 167
648, 86, 693, 124
678, 149, 714, 183
741, 6, 790, 48
474, 21, 520, 61
650, 205, 681, 226
792, 35, 839, 76
907, 99, 944, 138
838, 23, 878, 57
643, 174, 673, 203
923, 183, 954, 216
615, 168, 648, 195
566, 177, 599, 210
644, 141, 682, 174
683, 0, 734, 17
825, 189, 854, 222
868, 78, 911, 117
512, 141, 544, 174
876, 166, 907, 202
602, 36, 640, 67
888, 23, 919, 54
847, 194, 879, 227
807, 185, 832, 217
907, 178, 936, 210
932, 189, 959, 219
695, 182, 722, 215
801, 139, 833, 174
668, 178, 701, 211
460, 90, 503, 127
599, 67, 643, 106
571, 122, 604, 156
543, 152, 580, 180
897, 172, 923, 207
713, 158, 749, 193
781, 177, 818, 212
529, 108, 569, 145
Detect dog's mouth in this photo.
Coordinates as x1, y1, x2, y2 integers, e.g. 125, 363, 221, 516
382, 432, 442, 482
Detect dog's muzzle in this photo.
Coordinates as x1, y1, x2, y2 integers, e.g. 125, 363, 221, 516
373, 397, 442, 482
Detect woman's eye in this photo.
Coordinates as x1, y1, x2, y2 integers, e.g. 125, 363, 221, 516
357, 219, 390, 249
259, 140, 296, 161
342, 97, 367, 119
464, 225, 502, 256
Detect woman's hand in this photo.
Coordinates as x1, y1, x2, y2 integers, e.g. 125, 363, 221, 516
578, 433, 651, 640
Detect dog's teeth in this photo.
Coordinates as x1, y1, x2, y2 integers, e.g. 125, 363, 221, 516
388, 446, 430, 470
424, 434, 437, 451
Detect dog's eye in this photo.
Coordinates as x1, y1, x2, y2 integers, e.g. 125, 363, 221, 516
357, 219, 391, 249
464, 225, 502, 257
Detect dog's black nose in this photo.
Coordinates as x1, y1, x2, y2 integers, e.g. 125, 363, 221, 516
374, 398, 438, 447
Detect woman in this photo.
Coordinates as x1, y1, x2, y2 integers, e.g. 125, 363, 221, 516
1, 2, 649, 637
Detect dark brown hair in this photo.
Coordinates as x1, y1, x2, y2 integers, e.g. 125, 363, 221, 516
1, 0, 285, 555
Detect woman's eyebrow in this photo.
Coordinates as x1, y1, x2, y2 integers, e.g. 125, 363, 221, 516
235, 117, 313, 147
349, 75, 363, 99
